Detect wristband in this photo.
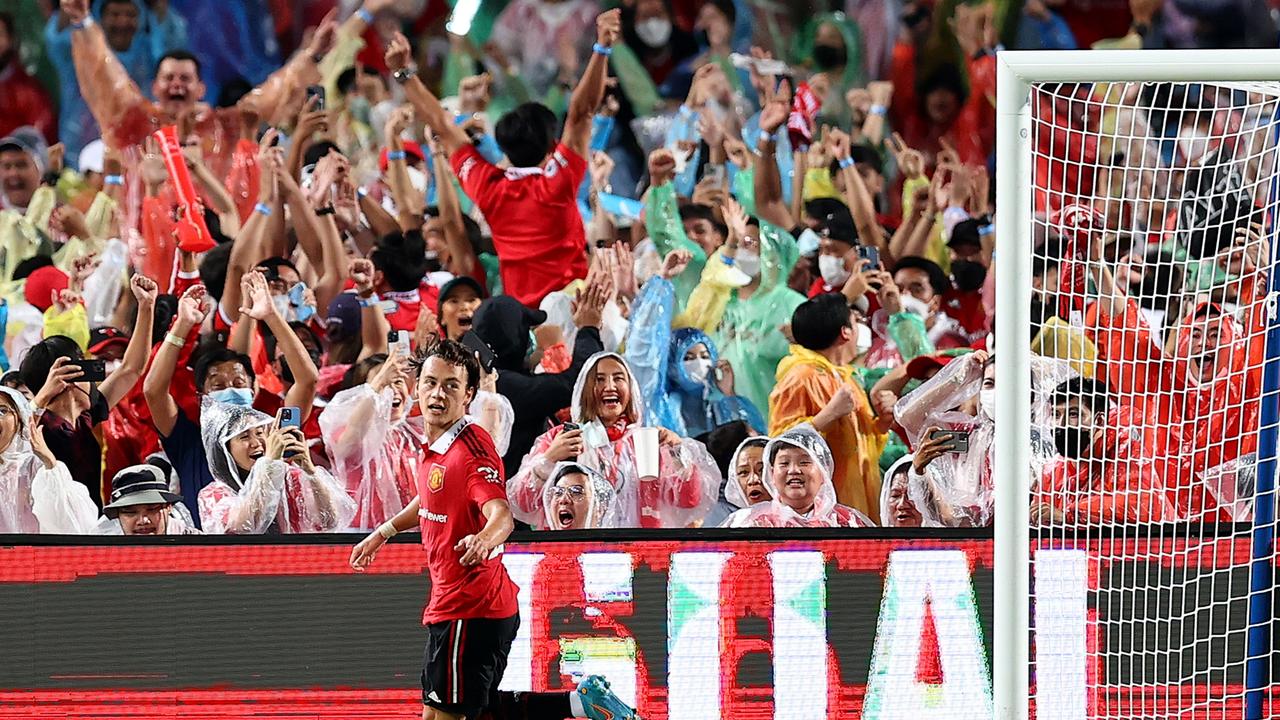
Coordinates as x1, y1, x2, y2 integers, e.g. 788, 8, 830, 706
315, 205, 336, 216
592, 43, 613, 57
377, 521, 399, 540
71, 16, 94, 30
386, 150, 406, 161
757, 130, 774, 145
356, 7, 375, 24
869, 104, 888, 116
838, 156, 855, 170
254, 202, 272, 216
358, 292, 380, 308
392, 66, 417, 85
104, 175, 125, 186
721, 254, 735, 266
164, 332, 186, 349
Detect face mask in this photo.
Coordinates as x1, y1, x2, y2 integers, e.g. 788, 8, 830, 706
855, 323, 872, 355
951, 260, 987, 292
683, 358, 713, 384
695, 28, 711, 48
980, 388, 995, 419
635, 17, 673, 47
272, 294, 292, 320
812, 44, 847, 70
406, 166, 429, 195
209, 387, 254, 407
899, 294, 932, 319
818, 254, 851, 286
736, 250, 761, 278
1053, 426, 1091, 458
797, 228, 822, 256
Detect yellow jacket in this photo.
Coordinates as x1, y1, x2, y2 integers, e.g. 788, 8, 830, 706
769, 345, 888, 522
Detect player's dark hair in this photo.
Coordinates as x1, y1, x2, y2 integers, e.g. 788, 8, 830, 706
495, 102, 559, 168
419, 338, 480, 392
791, 293, 852, 351
19, 336, 82, 394
156, 49, 202, 80
193, 348, 255, 392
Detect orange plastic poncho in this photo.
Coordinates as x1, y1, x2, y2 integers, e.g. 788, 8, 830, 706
768, 346, 888, 522
1087, 295, 1265, 519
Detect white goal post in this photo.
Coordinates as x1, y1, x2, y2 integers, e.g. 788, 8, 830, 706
994, 49, 1280, 720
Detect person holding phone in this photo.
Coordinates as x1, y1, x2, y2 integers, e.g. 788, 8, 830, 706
198, 401, 355, 534
20, 274, 157, 509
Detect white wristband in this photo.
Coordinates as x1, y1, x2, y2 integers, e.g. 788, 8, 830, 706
377, 521, 399, 540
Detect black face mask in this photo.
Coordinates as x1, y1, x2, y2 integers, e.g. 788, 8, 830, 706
1053, 426, 1092, 458
695, 29, 711, 48
951, 260, 987, 292
812, 44, 847, 71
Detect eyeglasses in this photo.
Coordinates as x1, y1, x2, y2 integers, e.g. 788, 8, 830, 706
551, 485, 588, 499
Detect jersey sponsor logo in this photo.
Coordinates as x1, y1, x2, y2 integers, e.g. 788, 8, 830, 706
428, 464, 446, 493
459, 157, 476, 181
478, 465, 501, 485
422, 510, 448, 523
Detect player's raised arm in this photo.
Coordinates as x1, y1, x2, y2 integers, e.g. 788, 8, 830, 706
562, 9, 621, 160
384, 33, 470, 156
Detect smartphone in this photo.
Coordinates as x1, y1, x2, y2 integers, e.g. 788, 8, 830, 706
703, 163, 726, 187
460, 330, 497, 373
70, 358, 107, 383
857, 245, 881, 268
305, 84, 326, 111
277, 406, 302, 458
929, 429, 971, 453
562, 422, 580, 433
388, 330, 410, 357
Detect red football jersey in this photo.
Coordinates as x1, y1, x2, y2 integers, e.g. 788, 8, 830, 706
417, 417, 519, 624
450, 142, 589, 308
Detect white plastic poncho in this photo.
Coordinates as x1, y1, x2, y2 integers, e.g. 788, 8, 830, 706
470, 390, 515, 457
509, 352, 720, 529
540, 461, 620, 530
724, 424, 874, 528
319, 384, 425, 531
0, 386, 97, 533
198, 399, 357, 534
723, 436, 772, 511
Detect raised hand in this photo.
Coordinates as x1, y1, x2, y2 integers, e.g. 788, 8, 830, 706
723, 196, 749, 241
239, 270, 275, 321
660, 249, 694, 280
827, 127, 852, 161
384, 105, 414, 143
349, 258, 375, 295
130, 274, 159, 308
723, 136, 751, 168
596, 8, 622, 47
51, 206, 92, 241
384, 32, 412, 72
307, 9, 339, 60
589, 151, 615, 192
885, 132, 923, 179
759, 83, 791, 135
33, 357, 84, 409
370, 351, 410, 392
458, 73, 492, 114
29, 417, 57, 470
648, 148, 676, 186
175, 285, 210, 330
61, 0, 89, 24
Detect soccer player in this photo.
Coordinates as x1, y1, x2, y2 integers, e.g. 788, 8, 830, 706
350, 339, 639, 720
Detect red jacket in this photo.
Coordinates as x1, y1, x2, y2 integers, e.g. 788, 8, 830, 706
0, 63, 56, 142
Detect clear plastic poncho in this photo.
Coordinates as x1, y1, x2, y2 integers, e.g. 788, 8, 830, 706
723, 424, 873, 528
470, 390, 515, 457
198, 399, 356, 534
723, 436, 772, 511
319, 384, 425, 532
0, 386, 97, 533
508, 352, 720, 529
539, 462, 620, 531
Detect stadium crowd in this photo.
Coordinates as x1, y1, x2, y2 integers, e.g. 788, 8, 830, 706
0, 0, 1275, 535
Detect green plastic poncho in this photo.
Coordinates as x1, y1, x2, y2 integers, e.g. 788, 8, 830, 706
644, 181, 708, 308
791, 12, 867, 129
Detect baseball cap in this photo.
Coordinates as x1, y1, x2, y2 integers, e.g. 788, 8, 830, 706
79, 139, 106, 175
88, 327, 130, 355
905, 353, 956, 381
326, 292, 362, 343
0, 126, 49, 174
436, 275, 486, 314
23, 265, 69, 311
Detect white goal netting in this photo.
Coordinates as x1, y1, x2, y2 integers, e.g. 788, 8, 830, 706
1026, 80, 1279, 719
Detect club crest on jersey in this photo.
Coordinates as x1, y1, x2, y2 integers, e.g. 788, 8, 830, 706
427, 464, 446, 493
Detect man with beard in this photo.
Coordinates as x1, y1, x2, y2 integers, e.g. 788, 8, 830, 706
1034, 377, 1176, 525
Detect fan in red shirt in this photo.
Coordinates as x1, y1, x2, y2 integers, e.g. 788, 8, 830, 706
349, 338, 639, 720
382, 10, 620, 309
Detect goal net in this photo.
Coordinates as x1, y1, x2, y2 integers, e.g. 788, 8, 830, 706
998, 57, 1280, 720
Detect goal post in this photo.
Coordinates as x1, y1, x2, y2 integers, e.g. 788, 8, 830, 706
994, 49, 1280, 720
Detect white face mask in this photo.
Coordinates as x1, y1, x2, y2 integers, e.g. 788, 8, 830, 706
272, 294, 292, 320
407, 165, 429, 195
796, 228, 822, 255
683, 358, 713, 384
635, 17, 673, 47
980, 388, 995, 419
855, 323, 872, 355
818, 254, 851, 286
736, 250, 761, 279
899, 294, 932, 319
